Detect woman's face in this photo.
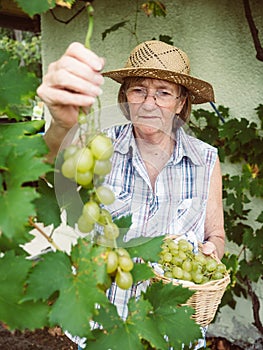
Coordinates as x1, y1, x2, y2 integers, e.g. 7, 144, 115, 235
126, 78, 185, 138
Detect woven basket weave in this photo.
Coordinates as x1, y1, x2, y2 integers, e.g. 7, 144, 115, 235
153, 271, 230, 327
152, 237, 230, 327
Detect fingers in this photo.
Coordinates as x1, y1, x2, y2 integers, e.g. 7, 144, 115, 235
65, 42, 104, 72
202, 241, 217, 257
37, 42, 105, 107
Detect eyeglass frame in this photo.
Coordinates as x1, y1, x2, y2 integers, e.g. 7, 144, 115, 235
126, 86, 181, 107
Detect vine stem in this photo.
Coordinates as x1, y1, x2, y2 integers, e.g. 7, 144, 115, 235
28, 217, 61, 251
85, 3, 94, 49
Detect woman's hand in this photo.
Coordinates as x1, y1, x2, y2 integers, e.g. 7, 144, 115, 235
37, 42, 104, 128
37, 42, 105, 162
202, 241, 218, 258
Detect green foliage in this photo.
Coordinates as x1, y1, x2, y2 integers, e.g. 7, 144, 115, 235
0, 49, 39, 119
0, 121, 50, 248
0, 31, 42, 78
14, 0, 57, 17
0, 251, 49, 330
2, 0, 262, 343
190, 105, 263, 331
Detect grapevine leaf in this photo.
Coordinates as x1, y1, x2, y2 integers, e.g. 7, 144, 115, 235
0, 121, 47, 167
144, 281, 201, 348
25, 241, 110, 337
34, 174, 61, 228
239, 259, 263, 282
131, 262, 155, 284
91, 299, 167, 350
14, 0, 56, 17
0, 251, 49, 330
128, 235, 164, 261
0, 50, 38, 118
114, 214, 135, 245
24, 251, 72, 301
243, 227, 263, 259
6, 149, 50, 188
0, 187, 38, 239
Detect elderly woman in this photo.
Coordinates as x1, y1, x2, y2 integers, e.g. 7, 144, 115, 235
37, 40, 225, 349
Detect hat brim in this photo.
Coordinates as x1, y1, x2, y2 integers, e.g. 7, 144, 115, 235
102, 67, 215, 104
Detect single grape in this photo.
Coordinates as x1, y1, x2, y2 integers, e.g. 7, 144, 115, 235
182, 270, 192, 281
90, 134, 114, 160
106, 250, 119, 274
118, 255, 134, 272
191, 271, 203, 284
63, 145, 78, 160
182, 259, 192, 272
178, 239, 192, 252
178, 250, 187, 261
206, 257, 218, 272
170, 248, 179, 256
82, 201, 100, 224
75, 147, 94, 173
115, 269, 133, 290
194, 253, 207, 266
171, 255, 183, 266
93, 159, 112, 176
77, 214, 94, 233
163, 252, 173, 263
211, 271, 224, 280
75, 170, 93, 186
61, 157, 76, 179
172, 266, 184, 279
96, 185, 115, 205
216, 263, 227, 274
104, 222, 120, 239
164, 271, 173, 278
167, 239, 177, 250
116, 248, 130, 257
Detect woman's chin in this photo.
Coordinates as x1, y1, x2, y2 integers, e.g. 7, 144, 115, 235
134, 120, 163, 135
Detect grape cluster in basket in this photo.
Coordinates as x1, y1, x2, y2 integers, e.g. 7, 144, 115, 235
159, 238, 227, 284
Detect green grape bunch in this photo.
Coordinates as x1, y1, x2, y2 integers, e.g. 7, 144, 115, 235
106, 248, 134, 290
61, 133, 115, 233
158, 238, 227, 284
60, 132, 134, 290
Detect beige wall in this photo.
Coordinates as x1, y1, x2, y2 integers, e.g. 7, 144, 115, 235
41, 0, 263, 121
40, 0, 263, 345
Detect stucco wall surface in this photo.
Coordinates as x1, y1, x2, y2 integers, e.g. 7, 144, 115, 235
40, 0, 263, 345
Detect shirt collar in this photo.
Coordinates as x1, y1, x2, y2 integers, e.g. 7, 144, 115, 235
114, 123, 204, 166
114, 123, 134, 154
172, 127, 205, 166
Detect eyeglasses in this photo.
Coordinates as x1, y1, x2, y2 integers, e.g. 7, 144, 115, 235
126, 86, 181, 107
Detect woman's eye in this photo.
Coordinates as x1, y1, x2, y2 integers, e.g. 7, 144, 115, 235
158, 90, 172, 97
133, 87, 145, 94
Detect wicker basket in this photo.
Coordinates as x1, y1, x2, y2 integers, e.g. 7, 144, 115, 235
153, 271, 230, 327
152, 237, 230, 327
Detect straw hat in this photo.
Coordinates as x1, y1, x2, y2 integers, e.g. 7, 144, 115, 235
103, 40, 215, 104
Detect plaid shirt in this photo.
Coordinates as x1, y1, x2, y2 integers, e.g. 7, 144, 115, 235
68, 123, 217, 347
104, 123, 218, 319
